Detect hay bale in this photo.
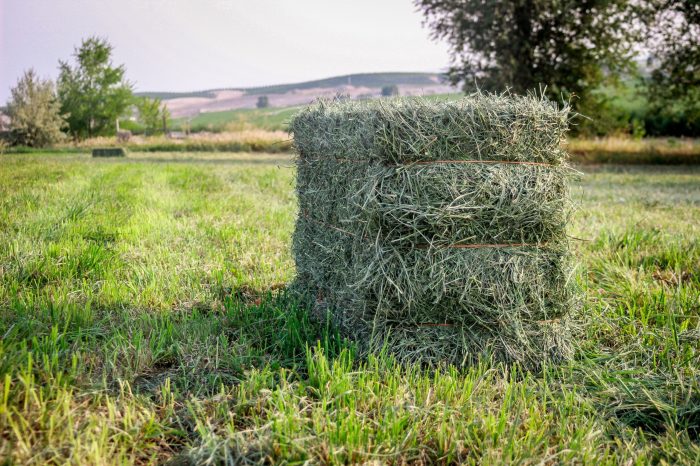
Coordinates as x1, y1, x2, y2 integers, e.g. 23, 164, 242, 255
92, 147, 126, 157
291, 94, 576, 369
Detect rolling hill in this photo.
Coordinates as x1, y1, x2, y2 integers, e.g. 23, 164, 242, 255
137, 72, 456, 118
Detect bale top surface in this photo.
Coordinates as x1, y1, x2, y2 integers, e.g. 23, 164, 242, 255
290, 93, 570, 165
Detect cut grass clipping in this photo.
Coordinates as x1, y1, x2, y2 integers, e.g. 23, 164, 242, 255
291, 93, 578, 369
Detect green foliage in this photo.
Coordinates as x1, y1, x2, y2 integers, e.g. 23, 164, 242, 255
381, 84, 399, 96
646, 0, 699, 137
631, 118, 646, 139
574, 91, 633, 137
256, 95, 269, 108
134, 97, 170, 135
116, 118, 145, 134
57, 37, 133, 139
416, 0, 644, 110
415, 0, 697, 136
5, 69, 66, 147
574, 75, 698, 138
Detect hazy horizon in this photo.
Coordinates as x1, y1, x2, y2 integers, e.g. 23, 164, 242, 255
1, 0, 451, 102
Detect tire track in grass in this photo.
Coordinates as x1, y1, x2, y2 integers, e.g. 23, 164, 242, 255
0, 162, 148, 338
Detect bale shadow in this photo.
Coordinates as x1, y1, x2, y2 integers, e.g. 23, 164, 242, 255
612, 390, 700, 440
221, 285, 353, 372
127, 284, 352, 399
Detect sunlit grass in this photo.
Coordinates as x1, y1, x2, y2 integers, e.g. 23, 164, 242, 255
0, 154, 698, 464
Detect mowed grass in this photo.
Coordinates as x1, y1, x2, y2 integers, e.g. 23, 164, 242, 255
0, 153, 699, 464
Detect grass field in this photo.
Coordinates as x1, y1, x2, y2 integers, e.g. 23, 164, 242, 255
0, 153, 699, 464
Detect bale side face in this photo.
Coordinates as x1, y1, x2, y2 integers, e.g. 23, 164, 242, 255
291, 94, 575, 369
349, 163, 572, 246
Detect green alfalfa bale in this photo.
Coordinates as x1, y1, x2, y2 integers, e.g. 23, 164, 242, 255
290, 92, 577, 370
291, 93, 569, 164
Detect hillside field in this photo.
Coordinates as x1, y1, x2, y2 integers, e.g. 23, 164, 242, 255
146, 72, 457, 119
170, 93, 461, 132
175, 106, 302, 132
0, 153, 699, 464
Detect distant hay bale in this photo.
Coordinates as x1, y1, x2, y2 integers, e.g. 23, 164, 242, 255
92, 147, 126, 157
290, 94, 577, 369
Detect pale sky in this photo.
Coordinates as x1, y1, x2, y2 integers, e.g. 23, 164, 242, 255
1, 0, 451, 102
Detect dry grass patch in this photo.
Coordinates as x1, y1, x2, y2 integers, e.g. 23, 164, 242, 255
569, 137, 700, 164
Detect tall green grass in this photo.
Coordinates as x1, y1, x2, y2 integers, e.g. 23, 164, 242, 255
0, 154, 698, 464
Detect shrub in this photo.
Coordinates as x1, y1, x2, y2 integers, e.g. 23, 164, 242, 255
135, 96, 170, 135
6, 69, 66, 147
256, 96, 270, 108
381, 85, 399, 97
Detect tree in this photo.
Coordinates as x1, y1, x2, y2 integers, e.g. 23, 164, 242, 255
646, 0, 699, 135
57, 37, 133, 138
256, 95, 270, 108
415, 0, 646, 106
6, 69, 66, 147
381, 85, 399, 97
135, 97, 170, 134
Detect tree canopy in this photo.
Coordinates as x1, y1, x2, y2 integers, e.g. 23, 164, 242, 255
135, 97, 170, 134
415, 0, 645, 105
646, 0, 699, 135
57, 37, 133, 138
